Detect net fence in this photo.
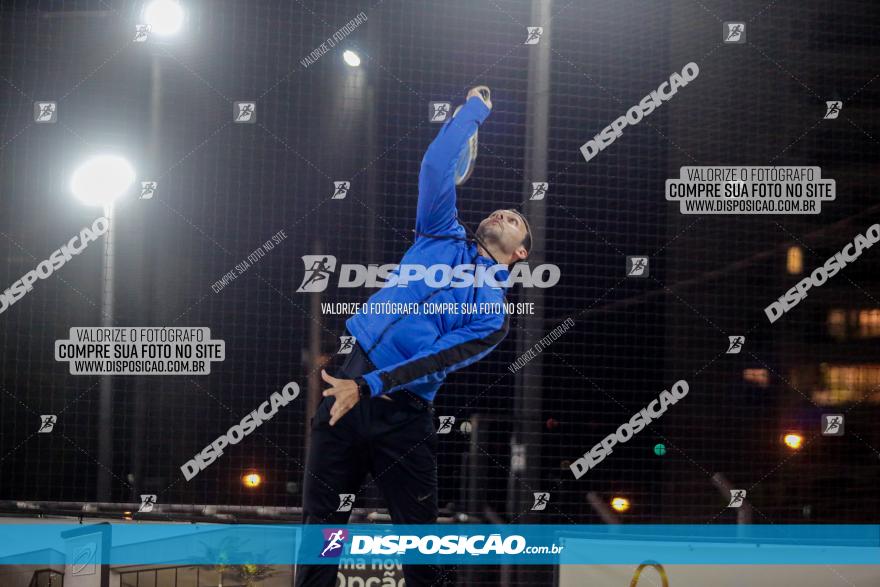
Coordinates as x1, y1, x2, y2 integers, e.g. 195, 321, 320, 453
1, 0, 880, 584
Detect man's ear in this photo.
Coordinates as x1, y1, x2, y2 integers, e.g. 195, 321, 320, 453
514, 245, 528, 262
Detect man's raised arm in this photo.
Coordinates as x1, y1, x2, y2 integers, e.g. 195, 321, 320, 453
416, 90, 492, 236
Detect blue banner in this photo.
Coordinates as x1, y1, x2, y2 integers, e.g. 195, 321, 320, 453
1, 524, 879, 565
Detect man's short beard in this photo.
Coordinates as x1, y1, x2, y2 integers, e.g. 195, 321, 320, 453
476, 223, 500, 244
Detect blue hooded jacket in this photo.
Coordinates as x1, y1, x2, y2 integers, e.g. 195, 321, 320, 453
345, 96, 510, 402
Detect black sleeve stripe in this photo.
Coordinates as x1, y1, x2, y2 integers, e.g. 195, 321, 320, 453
379, 313, 510, 392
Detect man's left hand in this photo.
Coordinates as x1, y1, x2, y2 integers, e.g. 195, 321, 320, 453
321, 369, 360, 426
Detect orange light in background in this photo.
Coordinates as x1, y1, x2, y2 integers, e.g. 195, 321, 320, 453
858, 309, 880, 338
242, 472, 263, 488
783, 433, 804, 450
786, 246, 803, 274
610, 497, 630, 512
122, 510, 133, 520
742, 368, 770, 387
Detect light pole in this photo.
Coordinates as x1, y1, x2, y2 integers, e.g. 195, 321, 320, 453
70, 154, 136, 501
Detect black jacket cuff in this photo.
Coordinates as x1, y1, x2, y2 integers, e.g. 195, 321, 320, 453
354, 376, 371, 400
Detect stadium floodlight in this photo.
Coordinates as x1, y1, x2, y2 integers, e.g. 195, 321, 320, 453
343, 50, 361, 67
143, 0, 185, 36
70, 155, 136, 207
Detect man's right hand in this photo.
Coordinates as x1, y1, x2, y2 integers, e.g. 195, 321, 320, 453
467, 85, 492, 110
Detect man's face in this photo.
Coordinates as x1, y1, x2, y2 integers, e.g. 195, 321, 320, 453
475, 209, 529, 264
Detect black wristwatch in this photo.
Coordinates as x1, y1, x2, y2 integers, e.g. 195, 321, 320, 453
354, 376, 371, 400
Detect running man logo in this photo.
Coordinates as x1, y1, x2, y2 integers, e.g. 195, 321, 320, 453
337, 335, 356, 354
297, 255, 338, 292
34, 102, 57, 123
727, 489, 746, 508
139, 494, 157, 513
626, 256, 649, 277
530, 182, 548, 201
320, 528, 348, 558
336, 493, 355, 512
38, 414, 57, 433
140, 181, 157, 200
234, 102, 256, 123
430, 102, 452, 123
531, 492, 550, 511
437, 415, 455, 434
726, 335, 745, 354
134, 23, 151, 42
825, 101, 842, 119
331, 181, 350, 200
822, 414, 844, 436
524, 27, 543, 44
723, 22, 745, 43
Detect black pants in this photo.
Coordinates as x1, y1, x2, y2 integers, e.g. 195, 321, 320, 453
294, 340, 445, 587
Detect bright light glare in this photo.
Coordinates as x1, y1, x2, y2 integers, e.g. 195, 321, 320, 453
783, 433, 804, 450
610, 497, 630, 512
343, 50, 361, 67
144, 0, 185, 36
242, 472, 263, 488
70, 155, 136, 206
